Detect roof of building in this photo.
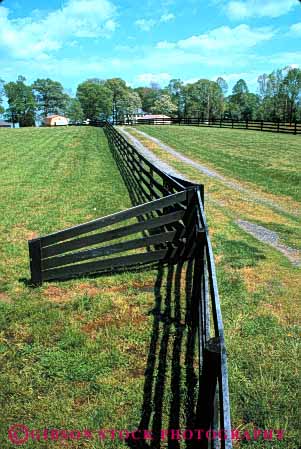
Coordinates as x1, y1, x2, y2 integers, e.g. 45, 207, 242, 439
44, 114, 67, 120
137, 114, 171, 119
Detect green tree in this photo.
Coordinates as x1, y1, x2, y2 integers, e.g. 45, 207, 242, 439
4, 76, 36, 127
282, 68, 301, 122
167, 79, 185, 117
227, 79, 254, 120
76, 81, 112, 120
32, 78, 70, 118
257, 69, 286, 121
134, 87, 161, 113
216, 77, 228, 96
0, 78, 4, 114
103, 78, 130, 121
149, 94, 178, 116
66, 98, 84, 123
118, 90, 142, 116
184, 79, 223, 119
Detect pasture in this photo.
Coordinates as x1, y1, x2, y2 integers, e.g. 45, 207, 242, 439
0, 125, 300, 448
124, 125, 301, 448
0, 127, 197, 448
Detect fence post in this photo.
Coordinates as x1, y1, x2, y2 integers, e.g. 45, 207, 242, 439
261, 120, 263, 131
28, 238, 42, 286
220, 115, 222, 128
195, 337, 221, 444
294, 121, 297, 135
277, 119, 280, 133
231, 119, 234, 129
246, 119, 248, 129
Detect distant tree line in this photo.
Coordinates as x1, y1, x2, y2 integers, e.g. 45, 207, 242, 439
0, 66, 301, 126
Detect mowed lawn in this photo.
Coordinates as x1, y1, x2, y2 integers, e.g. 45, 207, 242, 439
126, 125, 301, 448
0, 127, 197, 449
0, 125, 300, 449
137, 125, 301, 203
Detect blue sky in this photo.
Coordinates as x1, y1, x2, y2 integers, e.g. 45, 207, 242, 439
0, 0, 300, 95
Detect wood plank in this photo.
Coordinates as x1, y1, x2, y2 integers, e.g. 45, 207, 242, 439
28, 239, 42, 286
43, 249, 168, 281
43, 230, 177, 269
41, 190, 186, 247
42, 209, 185, 258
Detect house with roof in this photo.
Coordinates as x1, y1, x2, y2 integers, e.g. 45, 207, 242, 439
43, 115, 69, 126
123, 113, 172, 125
138, 114, 172, 124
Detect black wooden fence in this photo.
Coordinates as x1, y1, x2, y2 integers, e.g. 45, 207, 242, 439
28, 122, 232, 448
117, 115, 301, 135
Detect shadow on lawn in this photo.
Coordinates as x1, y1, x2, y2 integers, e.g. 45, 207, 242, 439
105, 127, 202, 449
126, 259, 199, 449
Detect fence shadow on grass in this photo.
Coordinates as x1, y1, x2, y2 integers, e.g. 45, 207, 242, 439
104, 123, 231, 449
105, 126, 202, 448
126, 259, 200, 449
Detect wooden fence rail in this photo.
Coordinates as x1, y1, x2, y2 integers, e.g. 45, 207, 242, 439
116, 116, 301, 135
28, 121, 232, 448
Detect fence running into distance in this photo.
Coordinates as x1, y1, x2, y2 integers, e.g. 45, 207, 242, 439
117, 115, 301, 135
28, 122, 232, 448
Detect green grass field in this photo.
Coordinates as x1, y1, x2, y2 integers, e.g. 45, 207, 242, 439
136, 125, 301, 202
0, 125, 300, 449
0, 127, 198, 449
125, 125, 301, 448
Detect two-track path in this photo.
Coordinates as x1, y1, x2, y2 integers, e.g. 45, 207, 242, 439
118, 126, 301, 266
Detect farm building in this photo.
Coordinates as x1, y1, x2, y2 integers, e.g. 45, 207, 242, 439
43, 115, 69, 126
137, 114, 172, 124
0, 120, 13, 128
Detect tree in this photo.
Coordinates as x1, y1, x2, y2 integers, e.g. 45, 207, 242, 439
0, 78, 4, 114
4, 76, 36, 126
32, 78, 70, 118
66, 98, 84, 123
149, 94, 177, 115
216, 77, 228, 96
103, 78, 130, 121
118, 90, 142, 115
167, 79, 185, 117
226, 79, 253, 120
256, 69, 289, 121
76, 81, 112, 120
232, 79, 249, 96
282, 68, 301, 122
134, 87, 161, 113
184, 80, 223, 119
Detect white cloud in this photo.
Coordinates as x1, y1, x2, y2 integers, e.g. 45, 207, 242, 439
135, 11, 175, 31
289, 22, 301, 36
156, 40, 176, 49
135, 18, 156, 31
0, 0, 117, 59
268, 51, 301, 67
157, 24, 274, 52
135, 72, 172, 85
160, 13, 175, 22
225, 0, 297, 20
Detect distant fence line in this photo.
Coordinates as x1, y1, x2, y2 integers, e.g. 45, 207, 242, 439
115, 116, 301, 135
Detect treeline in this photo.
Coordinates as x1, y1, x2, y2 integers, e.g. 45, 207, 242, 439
0, 66, 301, 126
